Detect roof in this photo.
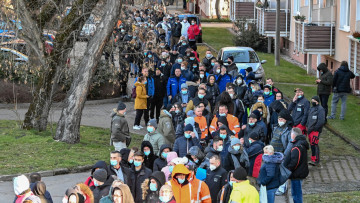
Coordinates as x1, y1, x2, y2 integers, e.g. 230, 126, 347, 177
221, 47, 255, 52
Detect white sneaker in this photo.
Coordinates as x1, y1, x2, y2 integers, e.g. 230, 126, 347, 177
138, 125, 144, 129
133, 125, 141, 130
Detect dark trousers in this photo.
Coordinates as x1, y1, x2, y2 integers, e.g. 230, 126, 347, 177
171, 36, 180, 50
134, 109, 149, 126
150, 96, 164, 121
189, 40, 196, 48
319, 94, 329, 118
183, 0, 186, 9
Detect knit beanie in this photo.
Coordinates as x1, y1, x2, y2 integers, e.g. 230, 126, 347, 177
249, 132, 259, 140
93, 168, 107, 182
184, 124, 194, 132
117, 101, 126, 110
230, 138, 241, 147
147, 119, 158, 128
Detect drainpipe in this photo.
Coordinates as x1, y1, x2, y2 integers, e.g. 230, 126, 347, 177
330, 4, 333, 56
317, 54, 321, 78
308, 0, 313, 23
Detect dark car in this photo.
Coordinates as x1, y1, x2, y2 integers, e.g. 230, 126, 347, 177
178, 14, 202, 43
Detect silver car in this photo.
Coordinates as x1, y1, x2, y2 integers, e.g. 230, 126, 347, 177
217, 47, 267, 83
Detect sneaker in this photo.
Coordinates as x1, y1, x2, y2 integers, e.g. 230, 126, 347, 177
133, 125, 141, 130
327, 115, 335, 119
138, 125, 144, 129
275, 191, 284, 196
308, 161, 318, 166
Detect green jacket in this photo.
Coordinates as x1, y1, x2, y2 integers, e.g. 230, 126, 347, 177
143, 130, 169, 156
157, 110, 175, 144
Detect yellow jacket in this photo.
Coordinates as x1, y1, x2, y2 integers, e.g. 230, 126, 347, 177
228, 180, 259, 203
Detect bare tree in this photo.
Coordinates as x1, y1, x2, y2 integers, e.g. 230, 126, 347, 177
215, 0, 221, 19
54, 0, 121, 143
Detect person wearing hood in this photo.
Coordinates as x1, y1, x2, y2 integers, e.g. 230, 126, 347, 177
186, 146, 206, 168
141, 141, 158, 170
13, 175, 41, 203
166, 164, 211, 203
153, 144, 172, 171
210, 105, 240, 136
172, 83, 191, 111
217, 170, 235, 203
205, 155, 227, 203
108, 151, 132, 186
188, 53, 199, 73
175, 114, 201, 139
288, 88, 310, 134
228, 167, 259, 203
171, 103, 186, 128
158, 108, 176, 144
204, 136, 224, 160
224, 137, 250, 172
130, 151, 152, 203
85, 161, 109, 188
245, 132, 264, 189
134, 76, 150, 130
91, 168, 115, 203
239, 113, 265, 147
18, 173, 53, 203
245, 67, 256, 83
141, 171, 166, 203
161, 152, 179, 181
167, 67, 187, 102
233, 75, 247, 100
119, 148, 132, 168
284, 128, 309, 203
306, 96, 326, 166
270, 109, 293, 155
263, 85, 275, 106
110, 101, 130, 151
173, 124, 203, 157
206, 75, 220, 110
144, 119, 169, 156
315, 63, 333, 119
328, 61, 355, 120
100, 181, 134, 203
258, 145, 283, 203
226, 56, 238, 76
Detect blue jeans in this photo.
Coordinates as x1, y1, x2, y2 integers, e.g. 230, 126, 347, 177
267, 188, 277, 203
330, 92, 347, 119
291, 180, 303, 203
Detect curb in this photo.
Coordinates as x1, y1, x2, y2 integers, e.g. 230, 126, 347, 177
0, 165, 92, 182
325, 124, 360, 152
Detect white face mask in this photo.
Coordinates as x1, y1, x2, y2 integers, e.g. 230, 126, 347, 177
216, 69, 220, 74
62, 197, 67, 203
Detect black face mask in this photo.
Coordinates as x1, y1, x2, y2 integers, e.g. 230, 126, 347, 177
312, 102, 318, 107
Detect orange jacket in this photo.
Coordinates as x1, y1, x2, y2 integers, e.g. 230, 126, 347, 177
167, 164, 211, 203
209, 114, 240, 136
194, 116, 208, 139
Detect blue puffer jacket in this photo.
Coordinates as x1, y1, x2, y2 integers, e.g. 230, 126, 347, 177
181, 69, 194, 81
134, 77, 155, 97
217, 74, 233, 93
167, 76, 187, 98
264, 92, 275, 106
258, 152, 284, 190
173, 136, 203, 157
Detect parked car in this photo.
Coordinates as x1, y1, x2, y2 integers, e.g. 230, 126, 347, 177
217, 47, 267, 83
178, 14, 202, 43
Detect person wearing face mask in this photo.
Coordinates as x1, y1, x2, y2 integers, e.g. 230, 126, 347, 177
133, 76, 150, 130
263, 85, 275, 106
206, 75, 220, 111
233, 75, 247, 100
212, 123, 234, 160
205, 155, 227, 203
108, 151, 132, 186
180, 61, 194, 81
239, 113, 265, 147
144, 119, 169, 156
167, 67, 187, 102
185, 87, 211, 113
177, 40, 189, 56
210, 105, 240, 136
150, 68, 166, 122
153, 144, 172, 171
141, 141, 158, 170
158, 185, 176, 203
306, 96, 325, 166
171, 17, 182, 50
91, 168, 114, 203
100, 183, 135, 203
187, 19, 200, 48
85, 161, 108, 189
245, 67, 256, 83
217, 170, 236, 203
245, 132, 265, 189
204, 136, 224, 159
227, 85, 245, 124
224, 137, 250, 172
186, 146, 206, 168
268, 100, 289, 131
228, 167, 259, 202
130, 151, 152, 203
269, 109, 293, 155
141, 171, 166, 203
249, 109, 268, 140
216, 66, 233, 93
180, 17, 190, 39
161, 152, 179, 181
110, 102, 130, 151
288, 88, 310, 134
158, 108, 176, 144
173, 124, 203, 157
226, 56, 238, 78
202, 50, 216, 72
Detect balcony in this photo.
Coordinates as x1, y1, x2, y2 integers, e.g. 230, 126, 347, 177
348, 36, 360, 94
294, 21, 335, 55
255, 7, 290, 37
230, 0, 255, 21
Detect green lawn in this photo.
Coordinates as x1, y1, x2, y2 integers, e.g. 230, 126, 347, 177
202, 27, 360, 148
304, 191, 360, 202
0, 120, 142, 175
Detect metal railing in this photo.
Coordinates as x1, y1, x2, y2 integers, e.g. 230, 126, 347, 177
255, 7, 290, 37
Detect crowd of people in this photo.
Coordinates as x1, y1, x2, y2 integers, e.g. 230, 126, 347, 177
12, 3, 357, 203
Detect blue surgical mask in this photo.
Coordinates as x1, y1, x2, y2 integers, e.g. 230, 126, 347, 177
178, 59, 183, 63
144, 52, 147, 55
211, 62, 215, 66
162, 152, 168, 158
94, 180, 99, 187
129, 159, 134, 164
219, 113, 226, 117
257, 100, 264, 103
182, 42, 186, 46
177, 178, 185, 184
229, 181, 235, 186
264, 91, 270, 95
149, 183, 157, 191
217, 145, 223, 152
249, 139, 252, 144
148, 54, 152, 58
194, 159, 199, 163
190, 57, 195, 60
193, 65, 197, 68
297, 95, 302, 99
169, 165, 174, 173
198, 94, 204, 99
184, 133, 191, 139
206, 54, 212, 58
147, 126, 154, 133
134, 161, 142, 167
110, 160, 118, 166
159, 196, 171, 203
182, 90, 188, 94
219, 134, 227, 140
144, 150, 150, 156
249, 122, 255, 127
233, 145, 240, 151
278, 121, 285, 126
161, 63, 166, 67
144, 81, 147, 85
175, 110, 180, 114
252, 89, 255, 93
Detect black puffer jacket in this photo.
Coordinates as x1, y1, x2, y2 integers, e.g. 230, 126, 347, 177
171, 22, 182, 37
306, 104, 325, 133
141, 141, 158, 170
284, 135, 309, 180
92, 175, 114, 203
153, 144, 172, 171
333, 65, 355, 93
142, 171, 166, 203
206, 80, 220, 108
317, 64, 333, 95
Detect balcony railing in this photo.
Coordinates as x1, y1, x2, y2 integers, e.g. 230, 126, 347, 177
294, 21, 335, 55
230, 1, 255, 21
348, 36, 360, 94
255, 7, 290, 37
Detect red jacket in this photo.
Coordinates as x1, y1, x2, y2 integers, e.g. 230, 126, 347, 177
187, 25, 200, 40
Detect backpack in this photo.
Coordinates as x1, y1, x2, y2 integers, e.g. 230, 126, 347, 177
278, 162, 292, 185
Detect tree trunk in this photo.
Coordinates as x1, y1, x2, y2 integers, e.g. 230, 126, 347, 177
54, 0, 121, 143
215, 0, 221, 19
275, 0, 280, 66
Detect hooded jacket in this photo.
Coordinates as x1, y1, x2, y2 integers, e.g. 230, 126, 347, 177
119, 148, 132, 169
224, 145, 250, 172
157, 110, 175, 144
241, 123, 265, 148
288, 96, 310, 126
100, 183, 134, 203
141, 141, 158, 170
258, 152, 284, 190
85, 161, 109, 188
110, 110, 129, 143
207, 80, 220, 108
217, 170, 234, 203
205, 165, 227, 203
153, 144, 172, 171
234, 75, 248, 100
175, 118, 202, 140
317, 64, 333, 95
141, 171, 166, 203
144, 129, 169, 156
332, 65, 355, 93
161, 152, 179, 181
306, 104, 326, 133
284, 135, 309, 180
173, 134, 203, 158
92, 175, 115, 203
245, 140, 264, 178
134, 82, 148, 110
186, 146, 206, 168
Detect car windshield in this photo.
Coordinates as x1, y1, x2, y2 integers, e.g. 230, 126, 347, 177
223, 50, 259, 63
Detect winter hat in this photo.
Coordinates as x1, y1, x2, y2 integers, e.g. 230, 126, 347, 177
117, 101, 126, 111
184, 124, 194, 132
185, 117, 195, 126
93, 168, 107, 182
13, 175, 29, 195
181, 83, 188, 89
187, 110, 195, 118
252, 110, 261, 120
230, 138, 241, 147
249, 132, 259, 140
233, 167, 247, 181
317, 63, 327, 71
166, 152, 178, 164
278, 109, 292, 121
312, 95, 320, 103
147, 119, 157, 128
246, 67, 253, 72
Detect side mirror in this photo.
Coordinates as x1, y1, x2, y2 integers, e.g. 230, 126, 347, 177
261, 60, 267, 64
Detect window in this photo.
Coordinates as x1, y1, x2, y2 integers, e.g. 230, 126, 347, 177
304, 0, 309, 6
293, 0, 300, 15
357, 0, 360, 21
340, 0, 350, 31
